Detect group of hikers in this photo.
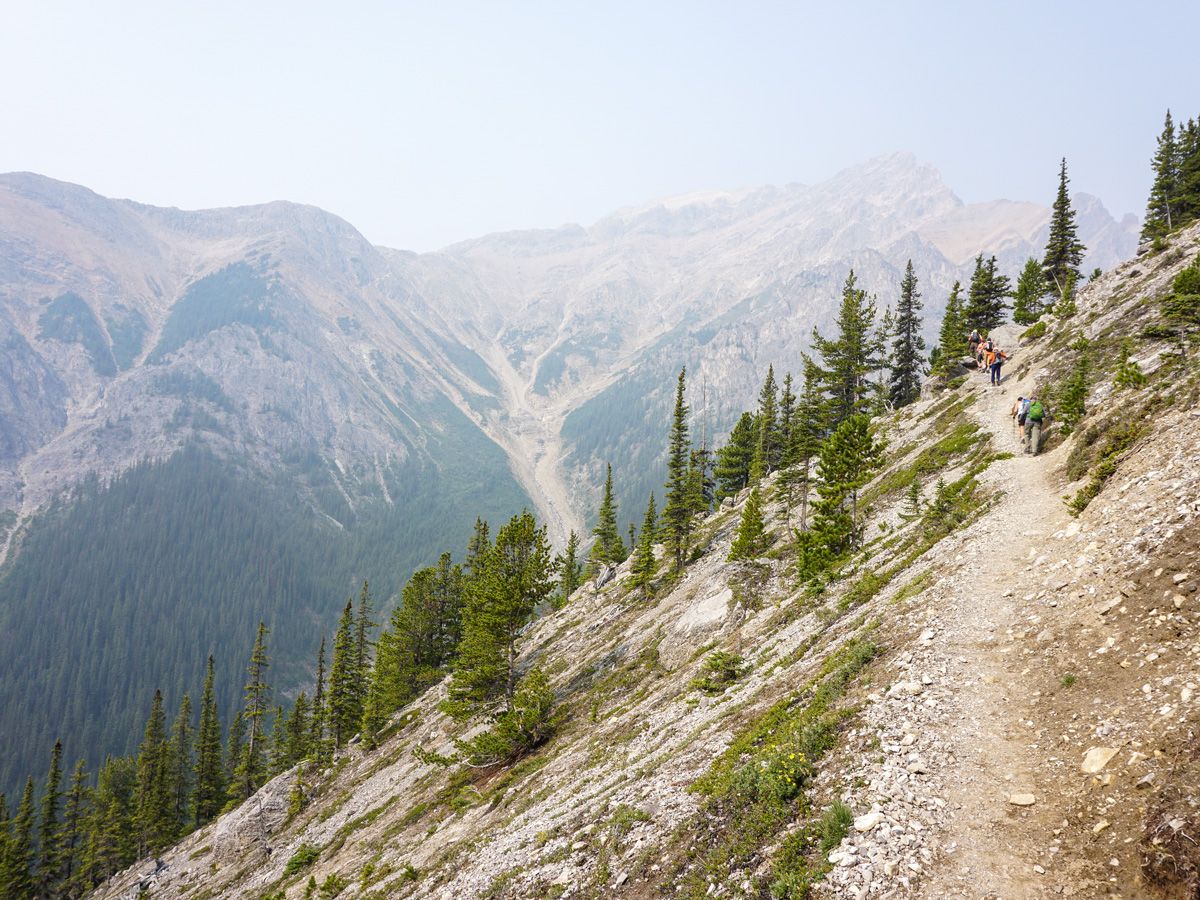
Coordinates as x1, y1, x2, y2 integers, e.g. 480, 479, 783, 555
967, 329, 1008, 386
966, 329, 1048, 455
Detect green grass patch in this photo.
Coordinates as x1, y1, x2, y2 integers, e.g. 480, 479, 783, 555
769, 800, 854, 898
283, 842, 321, 877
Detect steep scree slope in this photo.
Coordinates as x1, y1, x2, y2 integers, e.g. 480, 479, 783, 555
93, 224, 1200, 898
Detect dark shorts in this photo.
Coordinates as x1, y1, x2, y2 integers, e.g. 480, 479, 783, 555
1017, 413, 1027, 425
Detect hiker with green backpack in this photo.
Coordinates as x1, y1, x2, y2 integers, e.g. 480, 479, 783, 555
1024, 396, 1048, 455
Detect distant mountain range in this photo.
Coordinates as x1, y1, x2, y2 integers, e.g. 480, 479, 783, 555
0, 153, 1137, 793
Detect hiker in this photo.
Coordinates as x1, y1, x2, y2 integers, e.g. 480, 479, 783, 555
968, 329, 982, 358
1024, 396, 1047, 455
989, 347, 1008, 385
1010, 396, 1026, 438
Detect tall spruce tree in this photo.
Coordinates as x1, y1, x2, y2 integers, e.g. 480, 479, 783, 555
1178, 117, 1200, 225
450, 510, 553, 709
39, 739, 64, 888
167, 694, 193, 837
713, 412, 756, 501
328, 602, 360, 750
932, 281, 965, 373
555, 530, 583, 606
661, 367, 693, 571
1042, 158, 1087, 297
630, 493, 658, 594
233, 622, 271, 799
588, 463, 626, 573
4, 777, 36, 898
812, 270, 879, 426
1142, 110, 1179, 240
309, 637, 330, 766
193, 656, 225, 826
133, 690, 172, 854
1011, 258, 1046, 325
800, 414, 884, 574
60, 760, 90, 894
751, 365, 780, 477
354, 582, 377, 700
728, 486, 768, 561
82, 756, 136, 888
781, 357, 826, 531
465, 518, 491, 577
778, 372, 796, 453
889, 260, 925, 408
285, 693, 311, 764
964, 254, 1010, 331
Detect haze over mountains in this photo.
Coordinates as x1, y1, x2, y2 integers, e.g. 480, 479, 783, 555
0, 152, 1137, 793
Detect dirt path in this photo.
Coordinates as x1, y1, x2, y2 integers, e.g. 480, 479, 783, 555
914, 366, 1079, 898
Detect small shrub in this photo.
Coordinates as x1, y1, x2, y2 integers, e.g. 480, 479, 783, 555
319, 873, 349, 898
1113, 339, 1147, 389
284, 843, 321, 877
1061, 673, 1077, 688
1021, 321, 1048, 342
691, 650, 749, 695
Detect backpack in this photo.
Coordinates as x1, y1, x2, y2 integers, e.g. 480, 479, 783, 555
1028, 400, 1044, 421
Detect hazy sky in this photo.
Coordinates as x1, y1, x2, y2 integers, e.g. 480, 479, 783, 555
3, 1, 1198, 251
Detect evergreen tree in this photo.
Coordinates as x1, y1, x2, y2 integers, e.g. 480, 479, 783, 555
268, 707, 290, 776
328, 602, 360, 750
224, 710, 245, 790
800, 414, 884, 574
713, 412, 756, 501
555, 530, 583, 606
193, 656, 225, 826
366, 556, 464, 737
1011, 258, 1046, 325
3, 777, 36, 898
1042, 158, 1087, 297
1142, 110, 1179, 240
0, 795, 9, 896
1056, 335, 1090, 432
167, 694, 193, 836
450, 511, 554, 710
728, 487, 768, 561
661, 368, 693, 571
751, 365, 780, 477
889, 260, 925, 408
588, 463, 626, 572
354, 581, 378, 698
464, 517, 491, 578
82, 756, 136, 888
234, 622, 271, 799
875, 304, 896, 412
932, 281, 966, 373
1177, 117, 1200, 226
1113, 339, 1146, 389
59, 760, 90, 894
684, 447, 713, 520
778, 372, 796, 453
285, 693, 311, 765
133, 690, 172, 854
39, 739, 64, 888
782, 357, 826, 531
630, 493, 658, 594
309, 637, 330, 767
964, 254, 1010, 331
812, 270, 879, 426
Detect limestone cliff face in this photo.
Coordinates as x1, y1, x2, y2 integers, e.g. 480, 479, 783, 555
90, 224, 1200, 900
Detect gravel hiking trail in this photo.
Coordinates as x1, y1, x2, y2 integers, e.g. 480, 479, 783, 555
914, 365, 1082, 899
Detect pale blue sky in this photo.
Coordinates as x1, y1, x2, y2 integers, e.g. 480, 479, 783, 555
2, 1, 1197, 250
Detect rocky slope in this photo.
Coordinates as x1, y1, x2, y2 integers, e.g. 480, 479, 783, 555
0, 155, 1138, 802
93, 224, 1200, 898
